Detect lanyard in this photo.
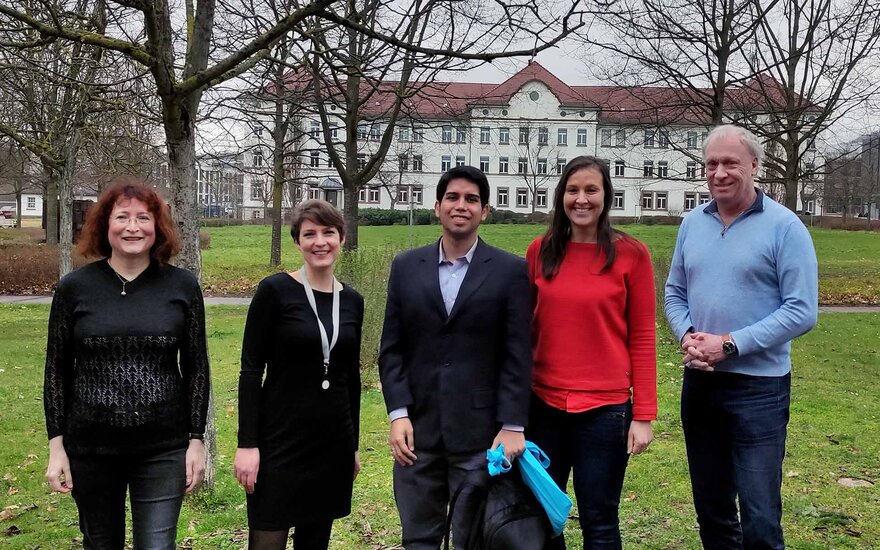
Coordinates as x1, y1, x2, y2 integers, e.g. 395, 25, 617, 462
299, 267, 340, 390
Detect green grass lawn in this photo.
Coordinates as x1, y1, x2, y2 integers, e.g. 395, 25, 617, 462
202, 224, 880, 305
1, 305, 877, 549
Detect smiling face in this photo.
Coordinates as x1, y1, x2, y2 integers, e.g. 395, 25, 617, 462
434, 177, 489, 242
562, 166, 605, 242
107, 198, 156, 261
296, 219, 343, 270
705, 132, 759, 211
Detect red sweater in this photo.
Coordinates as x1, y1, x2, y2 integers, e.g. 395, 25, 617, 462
526, 236, 657, 420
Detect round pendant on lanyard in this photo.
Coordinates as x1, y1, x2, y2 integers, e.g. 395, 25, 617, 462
300, 267, 340, 390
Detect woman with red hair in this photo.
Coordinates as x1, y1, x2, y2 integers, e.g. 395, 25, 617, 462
43, 180, 211, 549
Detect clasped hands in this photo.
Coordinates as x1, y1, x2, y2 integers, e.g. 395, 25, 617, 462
681, 331, 727, 372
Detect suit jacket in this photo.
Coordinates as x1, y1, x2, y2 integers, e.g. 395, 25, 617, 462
379, 238, 533, 453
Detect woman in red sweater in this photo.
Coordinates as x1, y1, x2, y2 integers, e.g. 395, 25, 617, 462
526, 155, 657, 549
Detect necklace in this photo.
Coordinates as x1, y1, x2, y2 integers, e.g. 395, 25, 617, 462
109, 267, 130, 296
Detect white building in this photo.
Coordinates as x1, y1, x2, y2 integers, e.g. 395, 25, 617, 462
237, 62, 823, 218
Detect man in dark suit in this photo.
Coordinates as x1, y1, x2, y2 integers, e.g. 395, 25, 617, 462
379, 165, 533, 549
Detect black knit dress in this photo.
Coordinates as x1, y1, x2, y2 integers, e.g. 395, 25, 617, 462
238, 273, 363, 530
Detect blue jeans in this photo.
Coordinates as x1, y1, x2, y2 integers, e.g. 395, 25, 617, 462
681, 370, 790, 550
69, 448, 186, 550
527, 395, 632, 550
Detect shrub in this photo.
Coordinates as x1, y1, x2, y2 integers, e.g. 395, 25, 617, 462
358, 208, 408, 226
199, 230, 211, 250
804, 215, 880, 232
486, 208, 528, 224
0, 244, 87, 293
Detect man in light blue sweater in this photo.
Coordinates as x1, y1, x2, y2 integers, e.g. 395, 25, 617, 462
665, 124, 818, 549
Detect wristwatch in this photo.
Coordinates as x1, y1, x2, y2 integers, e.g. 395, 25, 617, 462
722, 334, 738, 358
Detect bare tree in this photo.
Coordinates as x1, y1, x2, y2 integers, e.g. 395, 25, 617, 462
510, 123, 561, 213
741, 0, 880, 210
0, 139, 33, 228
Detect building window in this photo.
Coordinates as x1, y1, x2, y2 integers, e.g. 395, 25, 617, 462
600, 128, 612, 147
538, 127, 548, 145
655, 191, 668, 209
516, 188, 528, 207
310, 121, 320, 139
699, 193, 710, 205
399, 127, 410, 142
412, 187, 423, 205
519, 127, 529, 145
658, 131, 669, 149
441, 155, 452, 172
556, 157, 567, 173
642, 191, 667, 210
480, 127, 491, 144
357, 124, 368, 140
456, 126, 467, 144
536, 189, 548, 208
684, 192, 697, 210
613, 190, 624, 209
253, 150, 263, 167
558, 128, 568, 146
412, 127, 424, 143
252, 209, 262, 219
397, 186, 410, 204
441, 125, 453, 143
369, 124, 381, 141
412, 155, 423, 172
330, 124, 339, 140
399, 154, 409, 172
455, 155, 465, 167
496, 157, 508, 174
499, 127, 510, 145
644, 130, 655, 148
518, 157, 528, 174
356, 154, 366, 170
614, 160, 625, 177
497, 187, 509, 207
615, 129, 626, 147
309, 151, 320, 168
537, 158, 548, 174
251, 181, 263, 200
701, 163, 706, 178
358, 187, 367, 202
480, 156, 490, 172
368, 187, 380, 203
657, 161, 669, 178
578, 128, 588, 146
686, 161, 697, 179
253, 124, 263, 138
643, 160, 654, 177
687, 131, 698, 149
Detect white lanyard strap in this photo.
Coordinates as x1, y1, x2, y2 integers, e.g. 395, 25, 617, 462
299, 267, 340, 372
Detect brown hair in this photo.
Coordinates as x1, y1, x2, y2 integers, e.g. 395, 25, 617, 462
290, 199, 345, 243
77, 178, 181, 263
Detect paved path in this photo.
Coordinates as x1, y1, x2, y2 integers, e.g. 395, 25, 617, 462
2, 295, 879, 312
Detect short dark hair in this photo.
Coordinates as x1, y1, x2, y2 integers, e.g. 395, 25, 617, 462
77, 178, 180, 263
290, 199, 346, 243
436, 165, 490, 206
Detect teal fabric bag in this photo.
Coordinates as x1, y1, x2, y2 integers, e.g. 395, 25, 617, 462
517, 441, 572, 537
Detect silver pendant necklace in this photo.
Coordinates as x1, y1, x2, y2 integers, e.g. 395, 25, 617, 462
110, 268, 129, 296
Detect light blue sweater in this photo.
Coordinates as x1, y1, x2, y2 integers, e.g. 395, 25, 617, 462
664, 191, 818, 377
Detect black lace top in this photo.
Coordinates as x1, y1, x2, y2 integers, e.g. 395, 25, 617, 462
44, 259, 211, 456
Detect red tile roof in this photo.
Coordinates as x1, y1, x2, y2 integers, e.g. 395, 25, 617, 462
278, 61, 799, 124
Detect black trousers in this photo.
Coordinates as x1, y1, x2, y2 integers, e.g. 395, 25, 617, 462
69, 448, 186, 550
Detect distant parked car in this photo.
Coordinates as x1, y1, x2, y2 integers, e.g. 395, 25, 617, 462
0, 205, 15, 218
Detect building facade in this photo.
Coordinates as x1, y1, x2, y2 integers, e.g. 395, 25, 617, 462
235, 62, 823, 219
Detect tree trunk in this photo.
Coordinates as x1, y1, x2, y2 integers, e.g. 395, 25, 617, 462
15, 191, 22, 229
44, 165, 59, 245
59, 129, 81, 277
343, 183, 359, 249
164, 100, 203, 280
270, 153, 284, 267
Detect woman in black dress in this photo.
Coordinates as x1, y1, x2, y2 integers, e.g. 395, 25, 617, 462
235, 199, 364, 550
43, 181, 210, 549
